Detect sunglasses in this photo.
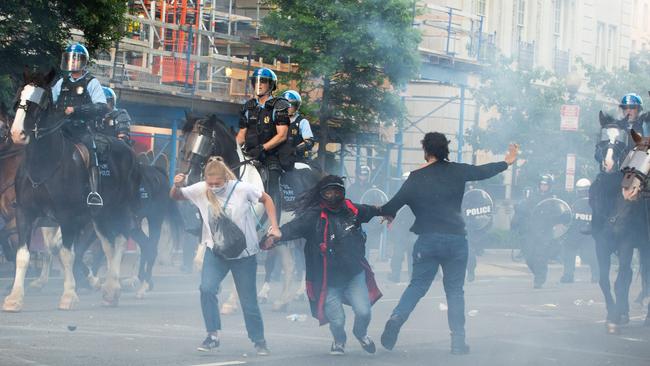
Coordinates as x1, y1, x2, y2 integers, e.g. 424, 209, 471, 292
621, 106, 639, 110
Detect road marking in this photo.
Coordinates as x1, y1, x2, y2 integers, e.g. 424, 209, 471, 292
498, 339, 650, 361
190, 362, 246, 366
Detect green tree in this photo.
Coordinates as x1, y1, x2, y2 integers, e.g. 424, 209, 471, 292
260, 0, 421, 169
0, 0, 127, 104
470, 58, 599, 192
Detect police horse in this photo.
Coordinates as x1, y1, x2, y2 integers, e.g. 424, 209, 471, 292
179, 114, 321, 310
590, 112, 650, 333
619, 128, 650, 327
4, 69, 141, 311
1, 103, 62, 288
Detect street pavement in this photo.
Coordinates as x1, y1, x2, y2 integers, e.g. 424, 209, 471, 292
0, 249, 649, 366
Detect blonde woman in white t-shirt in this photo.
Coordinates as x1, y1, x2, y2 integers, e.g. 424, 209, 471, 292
170, 156, 280, 355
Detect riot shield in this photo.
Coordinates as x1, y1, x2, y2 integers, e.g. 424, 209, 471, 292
529, 197, 573, 240
462, 189, 494, 233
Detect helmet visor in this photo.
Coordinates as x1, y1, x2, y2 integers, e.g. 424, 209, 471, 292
61, 52, 87, 72
250, 76, 270, 97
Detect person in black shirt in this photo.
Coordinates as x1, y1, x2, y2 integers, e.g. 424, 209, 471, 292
263, 175, 383, 355
378, 132, 519, 355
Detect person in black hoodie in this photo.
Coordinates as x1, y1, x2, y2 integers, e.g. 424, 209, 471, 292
378, 132, 519, 355
263, 175, 383, 355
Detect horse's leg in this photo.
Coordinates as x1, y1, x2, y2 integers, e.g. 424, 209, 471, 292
130, 218, 148, 291
95, 224, 126, 307
3, 209, 34, 312
614, 239, 635, 325
73, 227, 95, 290
57, 225, 79, 310
595, 235, 617, 332
272, 242, 295, 312
136, 214, 162, 299
29, 227, 61, 289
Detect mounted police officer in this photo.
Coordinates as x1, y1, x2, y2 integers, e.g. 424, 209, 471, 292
235, 68, 291, 219
560, 178, 599, 283
52, 43, 107, 206
101, 87, 132, 143
281, 90, 314, 163
620, 93, 648, 139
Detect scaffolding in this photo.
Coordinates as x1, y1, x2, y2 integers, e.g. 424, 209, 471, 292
86, 0, 295, 102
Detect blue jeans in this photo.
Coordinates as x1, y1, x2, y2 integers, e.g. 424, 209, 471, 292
392, 233, 468, 337
199, 250, 265, 343
324, 271, 372, 344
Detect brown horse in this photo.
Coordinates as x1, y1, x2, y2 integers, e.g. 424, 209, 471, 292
0, 103, 23, 263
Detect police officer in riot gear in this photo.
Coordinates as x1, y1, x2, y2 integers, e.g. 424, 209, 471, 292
52, 43, 107, 206
512, 174, 559, 288
101, 87, 132, 143
235, 68, 290, 219
281, 90, 314, 163
347, 165, 373, 202
560, 178, 599, 283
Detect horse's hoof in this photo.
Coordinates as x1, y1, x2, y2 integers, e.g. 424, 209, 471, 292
220, 303, 238, 315
102, 285, 121, 307
58, 292, 79, 310
88, 275, 101, 291
120, 277, 140, 292
2, 294, 24, 313
606, 322, 619, 334
135, 282, 150, 300
29, 279, 46, 290
272, 303, 288, 312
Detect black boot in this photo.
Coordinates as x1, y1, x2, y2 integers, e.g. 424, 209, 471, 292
87, 165, 103, 207
451, 335, 470, 355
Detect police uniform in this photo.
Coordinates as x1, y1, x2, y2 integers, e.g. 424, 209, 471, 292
52, 72, 107, 205
560, 193, 599, 283
239, 96, 290, 217
513, 189, 558, 288
287, 113, 314, 162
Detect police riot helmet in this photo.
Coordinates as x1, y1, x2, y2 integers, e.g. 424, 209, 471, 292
61, 43, 89, 72
575, 178, 591, 189
103, 87, 117, 108
358, 165, 371, 177
282, 90, 302, 110
249, 68, 277, 96
540, 174, 554, 186
620, 93, 644, 110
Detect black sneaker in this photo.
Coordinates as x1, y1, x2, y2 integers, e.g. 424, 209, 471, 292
381, 316, 402, 350
197, 335, 219, 352
330, 342, 345, 355
357, 335, 376, 354
254, 340, 270, 356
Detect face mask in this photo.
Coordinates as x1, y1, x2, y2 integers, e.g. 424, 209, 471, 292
320, 187, 345, 209
210, 185, 227, 195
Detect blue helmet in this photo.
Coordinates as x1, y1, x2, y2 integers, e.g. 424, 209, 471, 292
103, 87, 117, 107
282, 90, 302, 110
61, 43, 89, 72
249, 68, 277, 94
620, 93, 644, 110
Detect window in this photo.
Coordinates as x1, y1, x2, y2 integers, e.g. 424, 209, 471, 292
474, 0, 487, 16
554, 0, 562, 35
517, 0, 526, 27
607, 25, 617, 69
595, 22, 605, 67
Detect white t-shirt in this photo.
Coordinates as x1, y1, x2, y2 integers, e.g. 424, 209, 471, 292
181, 180, 262, 259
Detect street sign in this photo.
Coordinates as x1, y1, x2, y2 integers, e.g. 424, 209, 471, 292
560, 104, 580, 131
565, 153, 576, 191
